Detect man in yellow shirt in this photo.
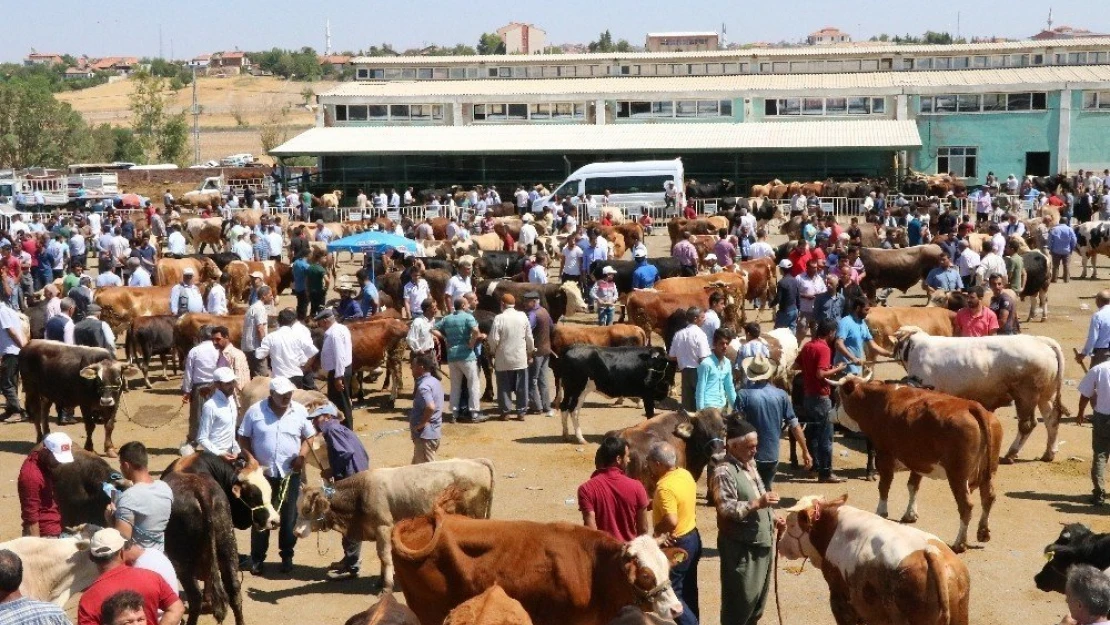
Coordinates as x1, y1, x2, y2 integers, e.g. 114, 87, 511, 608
648, 441, 700, 625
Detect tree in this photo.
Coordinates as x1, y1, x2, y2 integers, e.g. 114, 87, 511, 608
129, 70, 187, 164
156, 113, 189, 165
477, 33, 505, 55
259, 105, 293, 154
588, 30, 616, 53
0, 80, 87, 168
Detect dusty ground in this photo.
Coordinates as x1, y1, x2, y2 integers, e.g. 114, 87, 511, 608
1, 229, 1107, 625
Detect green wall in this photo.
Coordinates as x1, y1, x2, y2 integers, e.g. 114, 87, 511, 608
1069, 90, 1110, 173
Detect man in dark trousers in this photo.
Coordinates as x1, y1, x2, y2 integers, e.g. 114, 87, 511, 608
310, 403, 370, 580
73, 304, 115, 354
795, 319, 848, 484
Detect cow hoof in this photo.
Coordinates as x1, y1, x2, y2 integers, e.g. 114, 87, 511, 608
575, 437, 587, 445
105, 448, 118, 459
865, 473, 877, 482
1040, 452, 1056, 462
950, 542, 968, 554
899, 514, 918, 524
999, 455, 1016, 465
977, 528, 991, 543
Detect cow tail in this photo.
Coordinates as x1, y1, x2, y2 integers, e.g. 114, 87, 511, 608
924, 547, 953, 625
971, 405, 997, 492
206, 512, 231, 623
476, 457, 495, 518
124, 324, 134, 364
1049, 339, 1070, 418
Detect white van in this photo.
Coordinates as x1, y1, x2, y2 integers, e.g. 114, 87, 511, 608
533, 158, 683, 211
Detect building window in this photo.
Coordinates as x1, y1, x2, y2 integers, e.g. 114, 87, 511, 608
355, 69, 369, 80
487, 67, 498, 78
347, 105, 368, 121
938, 147, 977, 178
860, 59, 879, 71
957, 94, 981, 112
432, 68, 448, 80
368, 105, 387, 119
401, 68, 416, 79
1084, 92, 1110, 110
512, 66, 526, 78
530, 103, 551, 120
389, 105, 409, 119
847, 96, 871, 114
803, 98, 824, 115
871, 98, 885, 114
764, 96, 883, 116
825, 97, 847, 114
449, 67, 466, 79
334, 105, 347, 121
920, 92, 1047, 114
417, 68, 432, 80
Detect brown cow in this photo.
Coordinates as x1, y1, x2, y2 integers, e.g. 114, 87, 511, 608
344, 317, 409, 406
155, 256, 222, 288
550, 324, 648, 406
652, 271, 747, 296
626, 290, 709, 346
864, 306, 955, 358
184, 217, 223, 253
95, 286, 173, 335
343, 594, 420, 625
124, 315, 179, 388
475, 280, 586, 323
174, 314, 246, 364
444, 585, 532, 625
829, 376, 1001, 553
246, 260, 293, 295
590, 223, 644, 256
858, 244, 946, 300
608, 409, 726, 496
392, 511, 685, 625
667, 218, 718, 247
379, 269, 451, 315
735, 257, 776, 321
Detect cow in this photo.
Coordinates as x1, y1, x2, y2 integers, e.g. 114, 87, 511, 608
305, 318, 409, 406
1076, 221, 1110, 279
238, 376, 330, 419
589, 258, 684, 298
859, 244, 946, 300
725, 327, 798, 388
864, 306, 955, 357
651, 271, 747, 296
1035, 524, 1110, 593
94, 286, 174, 335
185, 217, 224, 253
607, 409, 726, 496
380, 269, 452, 314
343, 593, 421, 625
626, 291, 710, 346
162, 470, 246, 625
593, 223, 645, 255
444, 585, 532, 625
473, 251, 526, 280
1014, 248, 1050, 322
124, 314, 179, 388
0, 524, 101, 606
667, 218, 719, 247
558, 345, 676, 443
49, 446, 132, 528
778, 495, 970, 625
155, 256, 222, 288
392, 510, 685, 625
20, 340, 136, 456
190, 252, 242, 272
475, 279, 586, 323
173, 313, 246, 364
293, 458, 495, 592
162, 450, 280, 532
247, 260, 293, 295
828, 376, 1002, 552
735, 257, 776, 321
551, 324, 648, 406
892, 326, 1067, 463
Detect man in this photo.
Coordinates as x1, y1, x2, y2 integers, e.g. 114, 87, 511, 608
835, 298, 892, 374
487, 293, 534, 421
0, 549, 71, 625
669, 307, 711, 412
559, 237, 584, 285
403, 265, 431, 319
165, 226, 186, 259
122, 536, 178, 593
306, 252, 330, 316
73, 303, 115, 352
18, 432, 72, 537
68, 276, 93, 322
1048, 218, 1078, 283
524, 291, 554, 417
672, 231, 699, 277
127, 258, 152, 288
76, 528, 183, 625
290, 250, 310, 320
795, 259, 826, 341
647, 442, 700, 625
169, 268, 204, 316
773, 259, 801, 331
182, 326, 248, 448
238, 376, 315, 576
242, 285, 272, 377
924, 253, 963, 297
1079, 345, 1110, 504
713, 230, 737, 268
0, 298, 25, 423
408, 353, 443, 464
1080, 291, 1110, 369
955, 240, 981, 288
813, 274, 843, 327
712, 418, 787, 625
310, 403, 371, 580
796, 319, 848, 484
111, 442, 173, 552
434, 296, 486, 424
1004, 239, 1026, 295
406, 298, 437, 359
577, 436, 650, 541
696, 328, 736, 412
955, 286, 999, 337
96, 266, 122, 288
207, 273, 230, 315
736, 355, 810, 489
195, 367, 241, 459
988, 273, 1020, 336
519, 214, 538, 254
750, 229, 774, 260
630, 250, 659, 289
317, 308, 354, 427
700, 292, 726, 343
445, 259, 474, 302
257, 308, 318, 389
1064, 565, 1110, 625
977, 245, 1007, 288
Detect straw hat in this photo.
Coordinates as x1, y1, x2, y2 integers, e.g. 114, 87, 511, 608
741, 354, 775, 382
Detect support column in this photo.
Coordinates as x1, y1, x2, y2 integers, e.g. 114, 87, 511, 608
895, 94, 908, 120
595, 99, 606, 125
452, 102, 464, 126
1058, 89, 1072, 174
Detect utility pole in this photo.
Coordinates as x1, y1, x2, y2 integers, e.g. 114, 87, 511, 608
158, 24, 163, 59
326, 19, 332, 56
191, 66, 200, 165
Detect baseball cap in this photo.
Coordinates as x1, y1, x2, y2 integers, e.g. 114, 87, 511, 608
314, 308, 336, 321
778, 259, 793, 270
705, 253, 717, 261
90, 528, 126, 557
213, 367, 236, 383
523, 291, 541, 300
250, 271, 265, 279
310, 403, 339, 420
182, 267, 195, 275
602, 266, 617, 275
86, 303, 101, 315
43, 432, 74, 464
270, 377, 297, 395
633, 250, 647, 258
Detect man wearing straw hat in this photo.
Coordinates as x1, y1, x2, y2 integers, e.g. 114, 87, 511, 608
335, 277, 364, 321
736, 354, 811, 490
711, 418, 786, 625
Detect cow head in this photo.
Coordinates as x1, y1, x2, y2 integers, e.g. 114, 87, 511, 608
779, 494, 849, 565
620, 535, 685, 621
560, 281, 587, 315
293, 486, 336, 539
229, 451, 280, 531
1035, 523, 1098, 593
890, 326, 925, 362
640, 348, 675, 400
674, 408, 727, 468
79, 360, 136, 412
199, 257, 223, 280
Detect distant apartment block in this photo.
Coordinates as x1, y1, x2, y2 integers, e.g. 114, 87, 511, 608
496, 22, 547, 55
645, 32, 719, 52
25, 52, 64, 66
1031, 25, 1109, 40
808, 27, 852, 45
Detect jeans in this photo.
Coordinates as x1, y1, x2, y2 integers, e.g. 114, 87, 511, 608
528, 355, 551, 414
496, 369, 528, 416
340, 536, 361, 570
448, 360, 482, 415
0, 354, 22, 417
774, 308, 798, 332
309, 291, 326, 316
328, 365, 354, 429
247, 352, 270, 378
1092, 412, 1110, 496
671, 529, 702, 625
680, 368, 698, 412
597, 306, 614, 326
294, 290, 308, 320
802, 395, 835, 478
756, 461, 778, 491
250, 473, 302, 564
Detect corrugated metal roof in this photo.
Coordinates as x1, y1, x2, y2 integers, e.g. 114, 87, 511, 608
350, 38, 1110, 65
270, 120, 922, 156
321, 65, 1110, 99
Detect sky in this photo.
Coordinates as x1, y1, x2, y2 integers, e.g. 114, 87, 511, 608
6, 0, 1101, 63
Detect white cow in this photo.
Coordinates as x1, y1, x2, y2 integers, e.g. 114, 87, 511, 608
1076, 221, 1110, 279
892, 326, 1066, 463
727, 327, 798, 387
0, 525, 100, 606
292, 458, 495, 592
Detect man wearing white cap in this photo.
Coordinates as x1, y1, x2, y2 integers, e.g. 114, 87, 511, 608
773, 259, 801, 332
195, 367, 242, 460
237, 376, 315, 575
77, 528, 183, 625
17, 432, 72, 538
309, 403, 371, 580
242, 285, 272, 377
168, 268, 204, 316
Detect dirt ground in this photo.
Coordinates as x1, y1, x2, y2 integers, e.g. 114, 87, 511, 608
1, 228, 1107, 625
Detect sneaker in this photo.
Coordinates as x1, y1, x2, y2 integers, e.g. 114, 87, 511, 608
249, 561, 266, 576
818, 475, 847, 484
544, 411, 554, 418
279, 558, 293, 574
460, 413, 489, 424
326, 566, 359, 581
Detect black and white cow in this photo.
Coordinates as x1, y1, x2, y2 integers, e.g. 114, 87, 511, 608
1076, 221, 1110, 279
557, 345, 676, 444
1034, 523, 1110, 593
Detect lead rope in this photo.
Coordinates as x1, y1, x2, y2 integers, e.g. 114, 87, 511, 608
774, 524, 785, 625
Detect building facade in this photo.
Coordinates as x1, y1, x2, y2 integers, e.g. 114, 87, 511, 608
496, 23, 547, 55
645, 32, 719, 53
808, 27, 852, 46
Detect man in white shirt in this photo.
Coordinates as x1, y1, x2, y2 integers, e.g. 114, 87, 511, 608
590, 231, 610, 266
560, 240, 584, 285
375, 190, 387, 210
519, 215, 538, 254
739, 207, 757, 233
795, 259, 828, 341
127, 258, 152, 287
207, 273, 229, 314
255, 308, 318, 389
96, 270, 123, 288
356, 189, 368, 209
170, 267, 205, 315
389, 189, 401, 208
956, 241, 981, 286
182, 325, 248, 449
515, 186, 530, 213
242, 286, 272, 376
166, 225, 187, 258
195, 367, 241, 459
749, 229, 775, 260
237, 376, 315, 575
316, 308, 354, 426
406, 298, 437, 357
1078, 357, 1110, 505
8, 215, 27, 240
233, 232, 253, 262
445, 260, 474, 302
403, 267, 431, 319
266, 226, 284, 262
528, 255, 549, 284
668, 307, 711, 412
403, 187, 414, 206
0, 301, 26, 422
487, 293, 534, 420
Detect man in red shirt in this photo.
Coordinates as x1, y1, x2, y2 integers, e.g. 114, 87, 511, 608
955, 286, 1000, 337
577, 436, 650, 542
795, 319, 848, 483
786, 239, 813, 278
77, 528, 183, 625
17, 432, 73, 537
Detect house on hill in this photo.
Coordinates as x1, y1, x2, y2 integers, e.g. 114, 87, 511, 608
64, 66, 95, 80
496, 22, 547, 55
1031, 25, 1109, 40
188, 54, 212, 69
319, 54, 351, 72
210, 51, 251, 75
25, 52, 64, 66
91, 57, 140, 76
808, 27, 852, 45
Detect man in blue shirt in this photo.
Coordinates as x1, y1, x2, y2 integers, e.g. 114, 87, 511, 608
906, 210, 923, 246
695, 328, 737, 411
924, 254, 964, 297
310, 403, 371, 581
631, 251, 660, 289
1047, 218, 1077, 283
408, 353, 443, 464
736, 354, 811, 489
1079, 290, 1110, 369
834, 298, 892, 374
433, 297, 487, 423
291, 250, 310, 320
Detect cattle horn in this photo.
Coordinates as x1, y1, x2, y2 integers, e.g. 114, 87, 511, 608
825, 376, 846, 387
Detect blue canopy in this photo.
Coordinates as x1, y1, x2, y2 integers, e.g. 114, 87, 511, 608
327, 230, 418, 255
